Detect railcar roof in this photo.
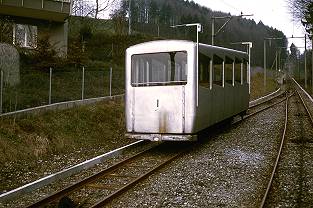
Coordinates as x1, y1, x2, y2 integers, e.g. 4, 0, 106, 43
199, 43, 248, 61
127, 40, 248, 60
128, 39, 192, 48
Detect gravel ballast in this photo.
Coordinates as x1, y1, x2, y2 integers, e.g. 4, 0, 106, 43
105, 103, 286, 207
265, 93, 313, 207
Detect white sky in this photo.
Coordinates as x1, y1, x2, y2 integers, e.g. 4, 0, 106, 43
193, 0, 308, 50
104, 0, 308, 50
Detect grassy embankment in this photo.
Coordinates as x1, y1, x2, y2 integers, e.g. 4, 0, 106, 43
0, 100, 126, 165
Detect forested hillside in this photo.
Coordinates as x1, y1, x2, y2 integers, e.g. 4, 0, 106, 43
111, 0, 288, 67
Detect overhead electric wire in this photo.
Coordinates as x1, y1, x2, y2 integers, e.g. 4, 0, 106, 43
219, 0, 241, 13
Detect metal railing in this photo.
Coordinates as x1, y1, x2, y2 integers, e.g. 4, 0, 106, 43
52, 0, 71, 2
0, 0, 71, 12
0, 66, 123, 115
0, 70, 3, 114
0, 0, 71, 5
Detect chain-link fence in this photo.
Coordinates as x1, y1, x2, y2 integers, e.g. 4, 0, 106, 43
0, 66, 124, 114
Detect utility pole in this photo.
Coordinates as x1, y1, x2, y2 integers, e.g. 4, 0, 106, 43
128, 0, 131, 35
263, 37, 283, 89
211, 13, 253, 46
264, 40, 266, 88
211, 18, 215, 45
278, 48, 281, 71
304, 34, 307, 88
247, 42, 252, 94
287, 36, 308, 86
274, 50, 278, 79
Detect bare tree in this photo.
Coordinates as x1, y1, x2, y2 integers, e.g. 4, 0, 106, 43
71, 0, 95, 17
71, 0, 117, 19
287, 0, 313, 34
95, 0, 117, 19
110, 0, 127, 34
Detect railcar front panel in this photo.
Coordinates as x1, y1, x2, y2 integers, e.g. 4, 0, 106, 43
125, 43, 197, 141
131, 86, 185, 134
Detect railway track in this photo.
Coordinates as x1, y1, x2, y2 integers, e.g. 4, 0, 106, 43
1, 88, 286, 207
245, 92, 288, 120
26, 142, 191, 207
259, 81, 313, 207
232, 89, 288, 124
23, 90, 286, 207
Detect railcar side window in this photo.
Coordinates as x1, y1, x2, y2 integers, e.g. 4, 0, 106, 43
213, 55, 223, 86
243, 61, 248, 84
199, 53, 210, 88
131, 51, 187, 86
225, 57, 233, 85
234, 58, 242, 84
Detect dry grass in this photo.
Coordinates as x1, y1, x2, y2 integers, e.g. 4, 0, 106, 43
0, 100, 126, 165
250, 72, 278, 101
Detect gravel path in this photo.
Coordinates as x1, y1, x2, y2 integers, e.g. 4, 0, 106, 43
105, 103, 286, 207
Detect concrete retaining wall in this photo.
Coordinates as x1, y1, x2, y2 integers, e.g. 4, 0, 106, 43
0, 43, 20, 86
0, 94, 124, 118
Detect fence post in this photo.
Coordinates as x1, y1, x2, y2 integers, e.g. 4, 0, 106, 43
109, 67, 112, 97
0, 70, 3, 114
49, 67, 52, 104
82, 66, 85, 100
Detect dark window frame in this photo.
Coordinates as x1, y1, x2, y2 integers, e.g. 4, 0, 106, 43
131, 51, 188, 87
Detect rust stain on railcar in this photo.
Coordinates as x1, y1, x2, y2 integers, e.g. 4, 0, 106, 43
159, 111, 168, 133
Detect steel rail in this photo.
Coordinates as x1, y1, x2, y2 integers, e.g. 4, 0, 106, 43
249, 88, 283, 108
291, 78, 313, 103
295, 89, 313, 126
232, 92, 290, 126
90, 149, 187, 207
249, 91, 285, 109
26, 144, 160, 208
0, 140, 145, 203
259, 93, 289, 208
245, 94, 289, 119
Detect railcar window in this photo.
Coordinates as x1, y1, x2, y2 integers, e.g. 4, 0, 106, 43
234, 58, 242, 83
243, 61, 248, 84
213, 55, 223, 86
199, 53, 210, 88
225, 57, 233, 85
131, 51, 187, 86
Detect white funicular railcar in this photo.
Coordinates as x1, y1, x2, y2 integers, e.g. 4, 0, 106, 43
125, 40, 249, 141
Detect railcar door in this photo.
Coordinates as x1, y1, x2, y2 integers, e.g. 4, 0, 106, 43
130, 51, 187, 134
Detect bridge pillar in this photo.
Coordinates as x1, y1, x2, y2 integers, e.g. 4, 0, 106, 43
38, 20, 68, 56
0, 0, 71, 57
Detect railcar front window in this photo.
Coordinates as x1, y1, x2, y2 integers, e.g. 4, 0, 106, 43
131, 51, 187, 86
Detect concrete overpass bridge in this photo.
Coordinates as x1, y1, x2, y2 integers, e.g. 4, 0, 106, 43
0, 0, 71, 55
